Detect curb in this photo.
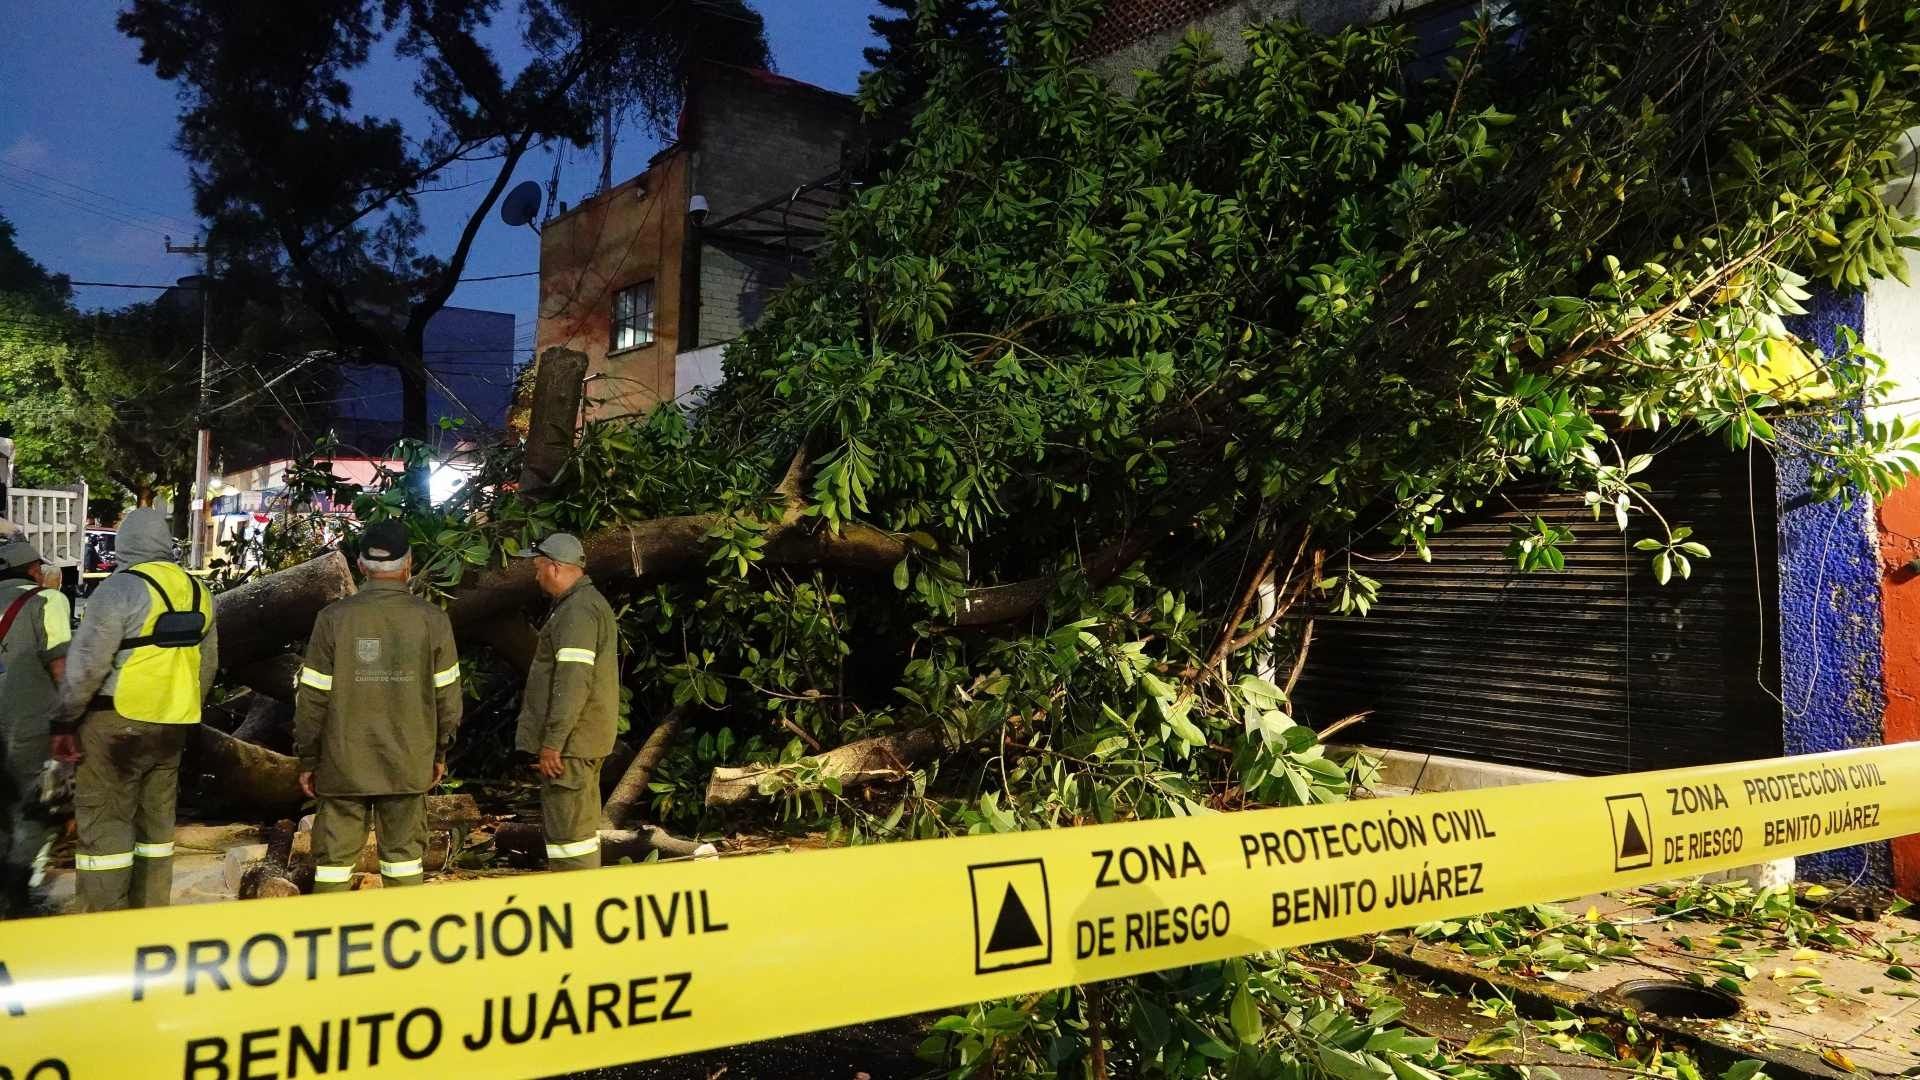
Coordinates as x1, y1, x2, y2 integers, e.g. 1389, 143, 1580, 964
1337, 937, 1854, 1080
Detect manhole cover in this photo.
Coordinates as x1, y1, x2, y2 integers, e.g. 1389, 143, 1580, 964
1610, 979, 1740, 1020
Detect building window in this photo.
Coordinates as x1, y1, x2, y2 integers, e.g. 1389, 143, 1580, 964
612, 281, 655, 351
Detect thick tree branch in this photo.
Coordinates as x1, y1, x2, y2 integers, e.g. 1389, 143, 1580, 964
603, 710, 685, 826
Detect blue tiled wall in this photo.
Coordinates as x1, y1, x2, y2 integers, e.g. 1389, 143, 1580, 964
1780, 290, 1890, 884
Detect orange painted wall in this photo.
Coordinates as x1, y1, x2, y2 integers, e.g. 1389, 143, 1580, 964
535, 152, 689, 422
1878, 479, 1920, 897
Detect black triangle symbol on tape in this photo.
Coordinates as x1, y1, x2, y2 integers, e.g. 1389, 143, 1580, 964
1619, 812, 1649, 860
985, 883, 1044, 953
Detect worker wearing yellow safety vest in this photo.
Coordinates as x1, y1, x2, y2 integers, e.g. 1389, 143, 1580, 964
294, 521, 462, 891
56, 508, 218, 911
514, 533, 618, 870
0, 539, 71, 917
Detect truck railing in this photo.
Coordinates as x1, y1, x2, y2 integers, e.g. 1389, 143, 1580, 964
8, 484, 87, 568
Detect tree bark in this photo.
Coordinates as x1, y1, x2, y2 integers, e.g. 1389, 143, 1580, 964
231, 693, 294, 754
183, 725, 306, 817
705, 727, 942, 809
230, 653, 302, 702
213, 551, 355, 670
520, 347, 589, 494
440, 512, 910, 630
604, 711, 684, 826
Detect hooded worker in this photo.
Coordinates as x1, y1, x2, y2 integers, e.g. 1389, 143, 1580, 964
0, 539, 71, 917
56, 508, 218, 911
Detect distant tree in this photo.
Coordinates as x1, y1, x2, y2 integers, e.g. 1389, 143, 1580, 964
118, 0, 772, 466
859, 0, 1003, 127
0, 214, 69, 311
0, 215, 328, 509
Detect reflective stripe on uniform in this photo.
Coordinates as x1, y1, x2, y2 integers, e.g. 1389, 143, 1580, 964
555, 647, 596, 665
28, 838, 51, 887
313, 865, 354, 884
133, 842, 174, 858
75, 851, 134, 871
379, 859, 424, 877
545, 836, 600, 859
299, 667, 334, 691
433, 663, 460, 688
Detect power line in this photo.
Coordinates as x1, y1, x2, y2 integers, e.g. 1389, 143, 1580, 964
0, 161, 197, 231
457, 270, 539, 282
0, 175, 173, 237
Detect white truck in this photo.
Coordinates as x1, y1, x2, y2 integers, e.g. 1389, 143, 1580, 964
0, 436, 87, 572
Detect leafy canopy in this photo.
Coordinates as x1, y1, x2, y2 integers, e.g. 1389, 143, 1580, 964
389, 0, 1920, 1073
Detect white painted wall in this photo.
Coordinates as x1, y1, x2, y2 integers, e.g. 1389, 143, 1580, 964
1864, 133, 1920, 427
675, 344, 729, 407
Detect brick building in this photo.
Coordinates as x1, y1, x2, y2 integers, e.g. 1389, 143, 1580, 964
535, 63, 859, 420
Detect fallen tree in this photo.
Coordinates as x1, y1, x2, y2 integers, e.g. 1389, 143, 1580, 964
178, 0, 1920, 1074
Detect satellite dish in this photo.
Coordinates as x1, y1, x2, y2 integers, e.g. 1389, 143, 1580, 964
500, 181, 544, 229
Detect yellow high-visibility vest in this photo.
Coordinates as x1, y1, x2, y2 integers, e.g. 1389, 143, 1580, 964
113, 561, 209, 724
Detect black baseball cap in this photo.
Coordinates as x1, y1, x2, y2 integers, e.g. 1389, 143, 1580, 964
359, 520, 411, 562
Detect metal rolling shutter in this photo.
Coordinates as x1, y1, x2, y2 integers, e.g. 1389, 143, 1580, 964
1294, 441, 1782, 774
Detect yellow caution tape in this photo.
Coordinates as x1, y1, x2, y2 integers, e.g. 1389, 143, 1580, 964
1, 744, 1916, 1078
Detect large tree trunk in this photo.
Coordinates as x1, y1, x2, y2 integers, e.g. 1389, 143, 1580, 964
519, 347, 588, 495
231, 694, 294, 753
231, 653, 301, 701
213, 551, 355, 670
442, 513, 910, 631
183, 725, 305, 817
168, 472, 191, 540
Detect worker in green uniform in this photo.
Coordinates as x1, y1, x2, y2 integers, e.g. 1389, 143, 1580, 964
514, 533, 617, 870
0, 540, 71, 917
295, 521, 462, 891
57, 508, 217, 912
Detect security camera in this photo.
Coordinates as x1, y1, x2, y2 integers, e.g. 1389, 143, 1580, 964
688, 195, 709, 226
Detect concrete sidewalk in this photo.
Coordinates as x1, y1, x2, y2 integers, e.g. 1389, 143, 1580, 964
1368, 884, 1920, 1076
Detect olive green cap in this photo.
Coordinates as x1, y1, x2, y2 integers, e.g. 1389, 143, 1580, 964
515, 532, 586, 567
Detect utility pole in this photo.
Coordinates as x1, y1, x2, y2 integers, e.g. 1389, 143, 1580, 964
166, 235, 211, 568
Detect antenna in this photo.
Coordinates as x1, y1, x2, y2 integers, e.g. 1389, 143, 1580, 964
500, 181, 544, 232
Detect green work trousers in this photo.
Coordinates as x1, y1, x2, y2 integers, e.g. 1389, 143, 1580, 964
312, 794, 427, 892
0, 718, 54, 918
541, 756, 603, 871
74, 710, 189, 912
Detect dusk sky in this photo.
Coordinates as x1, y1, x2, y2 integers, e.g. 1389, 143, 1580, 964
0, 0, 885, 355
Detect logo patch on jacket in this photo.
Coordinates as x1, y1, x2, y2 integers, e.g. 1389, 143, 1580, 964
355, 638, 382, 664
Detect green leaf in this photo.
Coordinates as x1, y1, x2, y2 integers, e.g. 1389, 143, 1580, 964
1228, 983, 1262, 1043
892, 557, 911, 590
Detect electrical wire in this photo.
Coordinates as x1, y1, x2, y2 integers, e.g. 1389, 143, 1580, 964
0, 160, 197, 231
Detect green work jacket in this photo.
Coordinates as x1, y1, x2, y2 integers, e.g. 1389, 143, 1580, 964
0, 580, 70, 738
294, 579, 463, 796
515, 576, 619, 760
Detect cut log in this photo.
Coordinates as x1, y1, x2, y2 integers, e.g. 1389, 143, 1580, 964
230, 653, 302, 702
231, 694, 294, 753
603, 711, 684, 827
704, 727, 942, 809
184, 725, 305, 817
214, 552, 355, 670
520, 346, 589, 494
